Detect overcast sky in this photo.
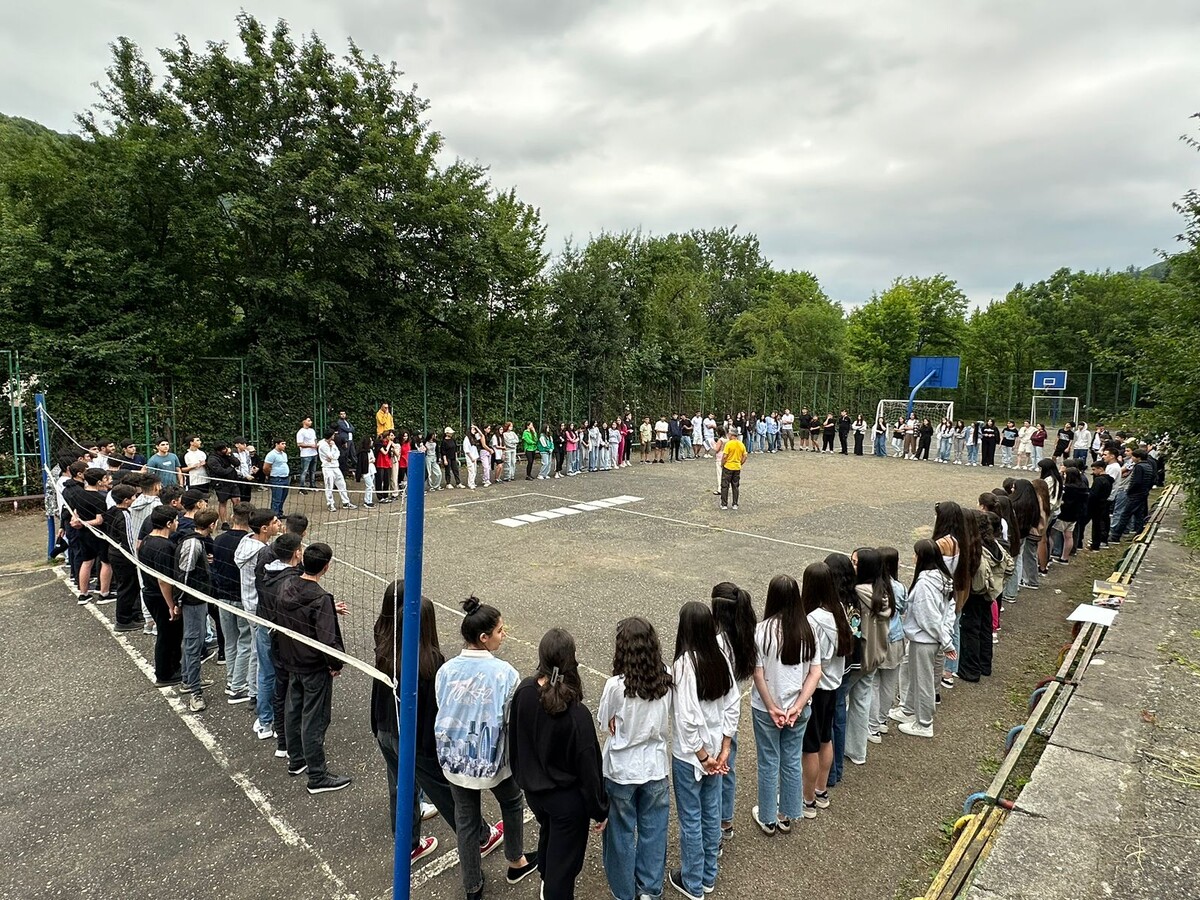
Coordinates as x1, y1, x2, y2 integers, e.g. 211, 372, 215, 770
3, 1, 1198, 305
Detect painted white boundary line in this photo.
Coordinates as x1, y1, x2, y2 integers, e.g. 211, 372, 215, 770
48, 566, 358, 900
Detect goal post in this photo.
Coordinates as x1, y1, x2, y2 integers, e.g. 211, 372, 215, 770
1030, 395, 1080, 428
876, 399, 955, 427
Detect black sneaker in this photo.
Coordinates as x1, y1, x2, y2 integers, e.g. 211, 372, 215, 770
114, 622, 141, 633
668, 868, 703, 900
287, 762, 308, 777
506, 852, 538, 884
307, 773, 352, 794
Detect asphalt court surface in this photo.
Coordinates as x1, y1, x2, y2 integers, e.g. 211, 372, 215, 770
2, 450, 1058, 900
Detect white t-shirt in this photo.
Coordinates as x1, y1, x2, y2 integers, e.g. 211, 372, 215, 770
296, 427, 318, 458
184, 449, 208, 485
671, 652, 741, 780
807, 607, 845, 691
654, 419, 668, 440
780, 413, 794, 428
597, 675, 671, 785
751, 618, 814, 713
1105, 461, 1121, 483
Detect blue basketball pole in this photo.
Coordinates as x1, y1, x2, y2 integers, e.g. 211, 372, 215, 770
35, 393, 54, 559
393, 450, 426, 900
906, 371, 937, 418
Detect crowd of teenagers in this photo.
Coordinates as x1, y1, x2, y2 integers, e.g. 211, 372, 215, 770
46, 411, 1167, 900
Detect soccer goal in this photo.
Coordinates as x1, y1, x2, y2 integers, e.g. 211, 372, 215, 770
1030, 395, 1080, 428
875, 399, 955, 427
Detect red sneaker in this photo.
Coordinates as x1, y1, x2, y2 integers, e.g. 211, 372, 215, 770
411, 835, 438, 864
480, 822, 504, 858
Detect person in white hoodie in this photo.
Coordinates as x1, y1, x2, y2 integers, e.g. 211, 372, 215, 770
890, 540, 956, 738
1072, 422, 1092, 463
669, 602, 740, 900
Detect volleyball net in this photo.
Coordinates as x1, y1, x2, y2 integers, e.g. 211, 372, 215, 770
40, 401, 408, 686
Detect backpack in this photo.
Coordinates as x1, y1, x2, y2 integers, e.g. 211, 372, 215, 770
970, 551, 998, 601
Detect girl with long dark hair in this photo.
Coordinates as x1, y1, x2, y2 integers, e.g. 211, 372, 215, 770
980, 419, 999, 467
917, 418, 934, 460
979, 491, 1021, 604
372, 584, 502, 865
957, 513, 1002, 683
931, 500, 981, 689
710, 582, 757, 842
751, 575, 821, 835
889, 540, 954, 737
869, 547, 907, 740
434, 598, 537, 899
846, 548, 894, 763
1010, 479, 1043, 590
510, 628, 607, 900
669, 602, 739, 900
823, 552, 859, 788
801, 562, 854, 817
600, 617, 673, 900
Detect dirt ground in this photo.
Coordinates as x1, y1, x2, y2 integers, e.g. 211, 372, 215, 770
0, 449, 1098, 900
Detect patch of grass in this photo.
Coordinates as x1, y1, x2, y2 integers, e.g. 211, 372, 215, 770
1164, 649, 1200, 676
980, 754, 1001, 778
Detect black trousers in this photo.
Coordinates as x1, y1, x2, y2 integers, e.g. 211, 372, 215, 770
670, 437, 681, 461
1088, 503, 1110, 549
286, 669, 334, 782
144, 593, 183, 682
822, 432, 834, 451
375, 468, 391, 497
271, 640, 290, 752
555, 446, 566, 473
917, 437, 932, 460
839, 432, 849, 454
720, 468, 741, 506
982, 442, 996, 466
854, 433, 864, 455
525, 450, 537, 479
112, 562, 141, 625
526, 787, 590, 900
958, 592, 993, 681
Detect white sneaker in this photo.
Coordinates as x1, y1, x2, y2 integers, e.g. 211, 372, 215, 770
327, 504, 336, 512
887, 706, 915, 724
731, 504, 738, 510
253, 720, 276, 740
867, 732, 882, 744
420, 801, 438, 821
898, 721, 934, 738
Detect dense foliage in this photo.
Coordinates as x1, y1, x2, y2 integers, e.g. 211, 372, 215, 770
0, 15, 1187, 481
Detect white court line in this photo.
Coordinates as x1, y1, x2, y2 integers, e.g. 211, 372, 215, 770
445, 491, 545, 509
0, 567, 58, 578
49, 567, 358, 900
321, 516, 370, 527
404, 809, 537, 894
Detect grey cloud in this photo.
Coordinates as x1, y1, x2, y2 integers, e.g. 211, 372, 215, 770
2, 0, 1198, 305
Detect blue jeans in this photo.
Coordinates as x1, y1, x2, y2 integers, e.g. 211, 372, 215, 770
874, 433, 887, 457
944, 614, 962, 675
268, 475, 289, 515
603, 777, 669, 900
254, 625, 275, 727
681, 436, 694, 458
719, 732, 738, 824
830, 677, 850, 786
538, 451, 551, 478
751, 706, 808, 823
588, 447, 598, 471
181, 603, 208, 693
938, 437, 952, 461
672, 757, 720, 897
967, 445, 979, 465
298, 455, 317, 486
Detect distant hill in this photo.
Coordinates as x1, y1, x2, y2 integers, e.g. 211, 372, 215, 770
1130, 260, 1171, 281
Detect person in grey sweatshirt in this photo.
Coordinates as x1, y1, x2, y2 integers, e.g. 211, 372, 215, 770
889, 541, 955, 738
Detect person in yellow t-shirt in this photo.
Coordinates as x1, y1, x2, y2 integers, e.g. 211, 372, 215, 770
376, 402, 394, 436
720, 431, 746, 510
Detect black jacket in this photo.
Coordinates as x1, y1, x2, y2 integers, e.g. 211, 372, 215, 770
205, 452, 240, 483
257, 560, 300, 625
276, 577, 344, 674
508, 676, 607, 821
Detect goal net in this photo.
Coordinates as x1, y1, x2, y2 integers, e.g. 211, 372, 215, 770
875, 399, 955, 427
1030, 395, 1080, 428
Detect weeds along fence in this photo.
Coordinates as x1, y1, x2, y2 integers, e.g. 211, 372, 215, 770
4, 344, 1148, 497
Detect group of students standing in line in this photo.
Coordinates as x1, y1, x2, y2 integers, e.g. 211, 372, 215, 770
368, 486, 1044, 900
879, 417, 1122, 468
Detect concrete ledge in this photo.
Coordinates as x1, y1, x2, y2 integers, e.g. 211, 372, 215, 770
967, 496, 1199, 900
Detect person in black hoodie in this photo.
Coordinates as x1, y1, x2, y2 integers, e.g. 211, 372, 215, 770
276, 542, 352, 795
1110, 449, 1155, 542
980, 419, 999, 467
837, 410, 852, 455
259, 532, 303, 760
105, 484, 143, 632
205, 443, 242, 526
176, 509, 219, 710
1087, 460, 1114, 550
509, 628, 607, 900
917, 418, 934, 461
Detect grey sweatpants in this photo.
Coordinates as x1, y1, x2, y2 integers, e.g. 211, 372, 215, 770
901, 641, 939, 729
